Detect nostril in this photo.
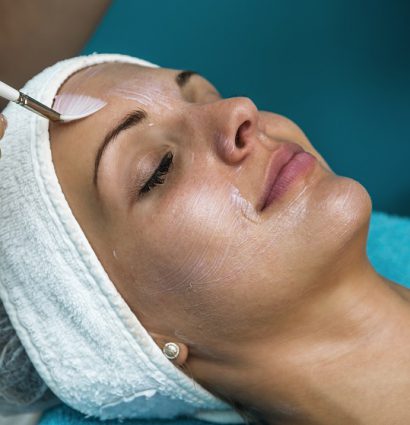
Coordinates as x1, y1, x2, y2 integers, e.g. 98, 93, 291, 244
235, 120, 251, 148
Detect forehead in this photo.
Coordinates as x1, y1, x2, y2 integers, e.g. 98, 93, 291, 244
58, 63, 174, 98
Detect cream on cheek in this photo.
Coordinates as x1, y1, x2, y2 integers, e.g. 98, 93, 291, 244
230, 186, 260, 223
135, 153, 309, 297
126, 163, 324, 345
136, 181, 256, 297
135, 162, 371, 344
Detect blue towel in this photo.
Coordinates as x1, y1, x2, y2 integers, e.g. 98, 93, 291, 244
39, 210, 410, 425
367, 211, 410, 287
39, 403, 207, 425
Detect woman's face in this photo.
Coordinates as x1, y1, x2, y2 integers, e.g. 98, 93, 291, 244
50, 62, 371, 355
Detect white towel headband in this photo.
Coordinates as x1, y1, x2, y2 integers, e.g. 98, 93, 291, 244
0, 53, 243, 423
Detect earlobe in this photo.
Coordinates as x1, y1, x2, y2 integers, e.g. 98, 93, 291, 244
164, 342, 189, 366
149, 333, 189, 366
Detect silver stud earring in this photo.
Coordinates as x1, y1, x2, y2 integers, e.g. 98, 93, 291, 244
163, 342, 180, 360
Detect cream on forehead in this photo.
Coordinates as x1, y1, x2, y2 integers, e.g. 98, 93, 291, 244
58, 64, 175, 113
108, 78, 177, 112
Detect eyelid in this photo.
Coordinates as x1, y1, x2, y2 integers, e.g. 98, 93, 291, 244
195, 89, 222, 104
127, 150, 173, 204
187, 80, 221, 102
126, 153, 157, 202
140, 151, 173, 194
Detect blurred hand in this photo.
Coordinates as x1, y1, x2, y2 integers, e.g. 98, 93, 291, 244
0, 113, 6, 158
0, 114, 6, 139
0, 0, 112, 111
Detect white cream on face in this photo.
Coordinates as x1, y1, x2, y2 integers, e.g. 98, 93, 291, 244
106, 76, 268, 247
100, 78, 302, 300
50, 61, 372, 352
109, 78, 177, 113
54, 64, 370, 345
107, 77, 262, 224
56, 66, 316, 297
229, 185, 261, 224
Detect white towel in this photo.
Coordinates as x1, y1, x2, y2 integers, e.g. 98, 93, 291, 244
0, 53, 244, 424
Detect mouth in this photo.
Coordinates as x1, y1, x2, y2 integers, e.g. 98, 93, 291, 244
257, 142, 306, 211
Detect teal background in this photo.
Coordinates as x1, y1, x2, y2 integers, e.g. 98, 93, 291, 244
83, 0, 410, 216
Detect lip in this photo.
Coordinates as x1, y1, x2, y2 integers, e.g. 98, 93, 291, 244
257, 142, 305, 211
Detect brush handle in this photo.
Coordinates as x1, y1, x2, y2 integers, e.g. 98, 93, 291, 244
0, 80, 19, 102
16, 93, 61, 121
0, 79, 61, 121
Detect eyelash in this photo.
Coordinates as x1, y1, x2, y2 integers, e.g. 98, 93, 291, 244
140, 151, 174, 195
136, 89, 221, 198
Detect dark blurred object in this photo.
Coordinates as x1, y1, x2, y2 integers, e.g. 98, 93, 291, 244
0, 0, 111, 111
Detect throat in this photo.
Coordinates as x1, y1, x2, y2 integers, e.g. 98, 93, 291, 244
228, 275, 410, 424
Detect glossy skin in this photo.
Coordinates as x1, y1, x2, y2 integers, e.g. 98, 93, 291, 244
49, 63, 410, 424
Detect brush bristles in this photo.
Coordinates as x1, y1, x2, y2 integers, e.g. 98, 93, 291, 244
53, 94, 107, 122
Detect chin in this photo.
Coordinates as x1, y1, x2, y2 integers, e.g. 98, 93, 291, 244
302, 174, 373, 264
328, 176, 372, 231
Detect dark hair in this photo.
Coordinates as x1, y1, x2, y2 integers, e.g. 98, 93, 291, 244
0, 299, 61, 415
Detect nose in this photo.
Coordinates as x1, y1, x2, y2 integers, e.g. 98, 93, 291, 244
206, 97, 260, 165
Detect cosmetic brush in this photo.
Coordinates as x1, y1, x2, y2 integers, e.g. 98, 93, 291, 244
0, 80, 106, 123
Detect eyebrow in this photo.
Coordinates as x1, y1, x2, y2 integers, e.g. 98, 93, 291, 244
93, 70, 199, 187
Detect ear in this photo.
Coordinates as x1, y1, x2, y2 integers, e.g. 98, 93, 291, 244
149, 332, 189, 367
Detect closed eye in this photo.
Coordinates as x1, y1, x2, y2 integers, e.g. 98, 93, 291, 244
140, 151, 174, 195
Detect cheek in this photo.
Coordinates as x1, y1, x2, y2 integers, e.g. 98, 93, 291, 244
131, 180, 263, 334
137, 176, 294, 312
143, 180, 255, 292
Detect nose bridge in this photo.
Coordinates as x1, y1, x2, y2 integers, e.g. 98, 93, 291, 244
193, 96, 260, 164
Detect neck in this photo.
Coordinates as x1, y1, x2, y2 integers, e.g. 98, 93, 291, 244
202, 260, 410, 424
